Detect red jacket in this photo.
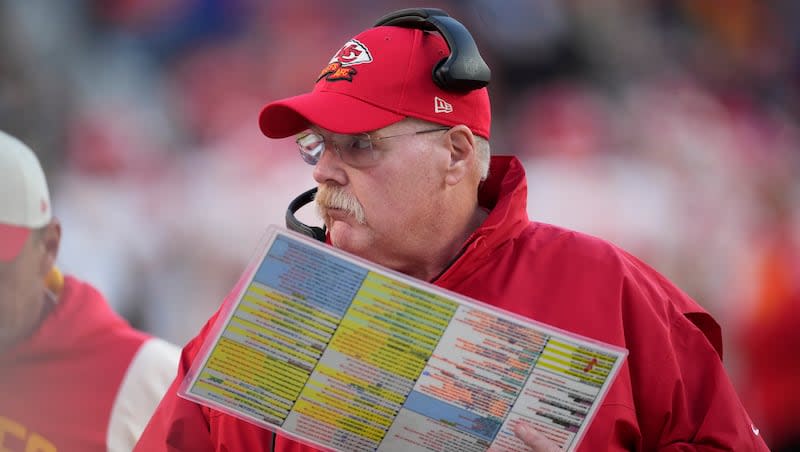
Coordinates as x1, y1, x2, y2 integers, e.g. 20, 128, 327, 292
1, 275, 179, 452
135, 156, 767, 451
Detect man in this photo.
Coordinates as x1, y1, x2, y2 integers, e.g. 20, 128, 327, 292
0, 130, 180, 452
135, 9, 768, 451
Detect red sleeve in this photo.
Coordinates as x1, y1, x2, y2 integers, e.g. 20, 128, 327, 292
647, 309, 769, 451
623, 251, 724, 358
133, 312, 217, 452
618, 266, 770, 451
133, 310, 275, 452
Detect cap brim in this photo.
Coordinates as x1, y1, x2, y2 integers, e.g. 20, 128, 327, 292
259, 91, 405, 138
0, 224, 31, 262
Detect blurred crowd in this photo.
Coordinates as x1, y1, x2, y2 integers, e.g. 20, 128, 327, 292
1, 0, 798, 449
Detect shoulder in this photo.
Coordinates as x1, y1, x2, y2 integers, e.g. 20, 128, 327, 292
106, 338, 181, 452
130, 337, 182, 378
521, 222, 686, 293
517, 222, 722, 353
518, 221, 633, 273
116, 337, 180, 402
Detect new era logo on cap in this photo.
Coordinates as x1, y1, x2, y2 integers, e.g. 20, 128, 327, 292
434, 96, 453, 113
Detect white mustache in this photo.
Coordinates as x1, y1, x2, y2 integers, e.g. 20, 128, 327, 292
315, 185, 366, 224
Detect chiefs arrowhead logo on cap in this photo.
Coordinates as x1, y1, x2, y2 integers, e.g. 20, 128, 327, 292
317, 39, 373, 83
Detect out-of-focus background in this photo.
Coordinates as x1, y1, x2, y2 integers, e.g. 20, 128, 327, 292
1, 0, 798, 449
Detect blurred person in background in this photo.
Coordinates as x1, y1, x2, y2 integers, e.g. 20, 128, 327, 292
0, 130, 180, 452
135, 8, 767, 452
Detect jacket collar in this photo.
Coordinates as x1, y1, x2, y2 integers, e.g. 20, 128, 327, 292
475, 155, 531, 249
434, 155, 531, 285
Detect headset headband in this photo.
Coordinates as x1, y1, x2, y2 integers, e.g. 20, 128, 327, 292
374, 8, 491, 91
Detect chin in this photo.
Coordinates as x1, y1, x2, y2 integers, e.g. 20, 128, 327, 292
328, 220, 370, 256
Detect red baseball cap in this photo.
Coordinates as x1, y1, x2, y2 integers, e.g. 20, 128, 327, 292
259, 25, 491, 139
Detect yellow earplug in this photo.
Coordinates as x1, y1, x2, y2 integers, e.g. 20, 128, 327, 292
44, 266, 64, 299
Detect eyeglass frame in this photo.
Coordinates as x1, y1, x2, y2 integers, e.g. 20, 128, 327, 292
295, 126, 450, 167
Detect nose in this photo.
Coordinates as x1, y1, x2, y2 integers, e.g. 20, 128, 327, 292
312, 141, 348, 186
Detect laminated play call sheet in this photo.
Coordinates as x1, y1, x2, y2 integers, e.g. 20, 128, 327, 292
179, 225, 628, 452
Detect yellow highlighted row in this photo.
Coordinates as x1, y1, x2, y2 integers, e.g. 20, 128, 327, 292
248, 284, 340, 326
315, 362, 407, 405
194, 380, 289, 422
535, 360, 605, 386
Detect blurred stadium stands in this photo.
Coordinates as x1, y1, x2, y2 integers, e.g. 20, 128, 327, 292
1, 0, 798, 448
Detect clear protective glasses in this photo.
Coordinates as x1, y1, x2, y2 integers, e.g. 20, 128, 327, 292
295, 127, 449, 167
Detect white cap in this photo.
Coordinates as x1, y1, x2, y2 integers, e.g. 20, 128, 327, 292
0, 130, 52, 262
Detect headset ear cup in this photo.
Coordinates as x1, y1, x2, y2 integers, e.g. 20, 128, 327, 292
432, 58, 450, 89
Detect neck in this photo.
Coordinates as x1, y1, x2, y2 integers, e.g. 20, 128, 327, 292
404, 205, 489, 282
0, 268, 61, 352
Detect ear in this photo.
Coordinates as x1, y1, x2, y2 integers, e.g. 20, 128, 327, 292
443, 125, 476, 186
38, 220, 61, 278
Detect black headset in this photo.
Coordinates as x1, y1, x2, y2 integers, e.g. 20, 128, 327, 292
374, 8, 491, 91
286, 187, 327, 242
286, 8, 490, 241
